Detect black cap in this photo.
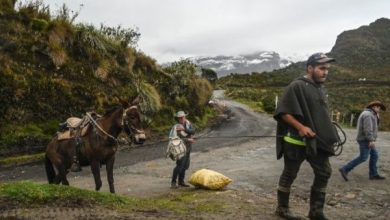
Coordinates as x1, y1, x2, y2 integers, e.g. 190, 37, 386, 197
306, 53, 335, 66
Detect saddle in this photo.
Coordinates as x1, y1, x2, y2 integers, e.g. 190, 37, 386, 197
57, 112, 99, 140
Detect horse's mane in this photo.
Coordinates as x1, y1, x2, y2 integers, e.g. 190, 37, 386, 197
103, 105, 122, 117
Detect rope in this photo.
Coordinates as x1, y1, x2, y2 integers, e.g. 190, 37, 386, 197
121, 122, 347, 157
86, 112, 119, 143
194, 135, 276, 139
327, 122, 346, 156
191, 122, 347, 156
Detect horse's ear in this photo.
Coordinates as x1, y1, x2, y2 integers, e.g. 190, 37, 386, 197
118, 97, 130, 108
131, 96, 142, 106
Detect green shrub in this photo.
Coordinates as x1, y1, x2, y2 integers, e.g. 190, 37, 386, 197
31, 17, 48, 30
0, 120, 57, 147
0, 0, 16, 14
189, 78, 213, 108
18, 0, 50, 21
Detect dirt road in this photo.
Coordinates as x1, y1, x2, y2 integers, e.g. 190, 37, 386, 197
0, 90, 275, 182
1, 91, 389, 219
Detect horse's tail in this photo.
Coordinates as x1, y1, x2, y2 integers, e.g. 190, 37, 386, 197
45, 154, 56, 183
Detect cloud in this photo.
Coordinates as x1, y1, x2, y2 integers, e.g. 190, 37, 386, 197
43, 0, 390, 63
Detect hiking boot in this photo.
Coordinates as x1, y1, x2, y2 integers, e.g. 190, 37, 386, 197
369, 175, 386, 180
70, 162, 82, 172
171, 182, 178, 189
178, 182, 190, 187
275, 190, 303, 220
338, 168, 348, 181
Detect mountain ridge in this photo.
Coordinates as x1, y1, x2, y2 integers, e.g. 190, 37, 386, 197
217, 17, 390, 130
190, 51, 294, 77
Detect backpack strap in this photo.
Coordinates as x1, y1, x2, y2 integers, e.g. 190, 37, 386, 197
169, 124, 178, 139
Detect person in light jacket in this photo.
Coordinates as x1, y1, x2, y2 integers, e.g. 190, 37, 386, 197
339, 101, 387, 181
170, 111, 195, 188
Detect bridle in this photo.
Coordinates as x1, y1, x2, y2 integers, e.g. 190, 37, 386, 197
86, 105, 145, 146
121, 105, 145, 137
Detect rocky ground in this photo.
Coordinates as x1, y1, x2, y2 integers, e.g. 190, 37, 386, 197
1, 94, 389, 219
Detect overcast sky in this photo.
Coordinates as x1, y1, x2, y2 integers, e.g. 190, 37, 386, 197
40, 0, 390, 63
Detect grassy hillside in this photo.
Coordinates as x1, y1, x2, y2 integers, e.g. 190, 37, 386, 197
218, 18, 390, 130
0, 0, 215, 156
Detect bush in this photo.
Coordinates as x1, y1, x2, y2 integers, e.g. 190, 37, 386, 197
0, 0, 16, 14
31, 17, 48, 30
17, 0, 50, 21
0, 121, 57, 155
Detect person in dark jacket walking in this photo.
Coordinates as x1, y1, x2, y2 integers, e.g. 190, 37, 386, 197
339, 101, 386, 181
274, 53, 340, 220
170, 111, 195, 188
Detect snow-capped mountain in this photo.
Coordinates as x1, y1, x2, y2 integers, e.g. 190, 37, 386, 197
190, 51, 294, 77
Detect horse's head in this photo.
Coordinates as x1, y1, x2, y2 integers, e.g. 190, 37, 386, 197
122, 106, 146, 145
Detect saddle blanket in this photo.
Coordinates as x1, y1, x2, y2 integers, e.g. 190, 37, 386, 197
57, 124, 90, 140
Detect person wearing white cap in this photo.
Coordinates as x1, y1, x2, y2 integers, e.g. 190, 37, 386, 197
170, 111, 195, 188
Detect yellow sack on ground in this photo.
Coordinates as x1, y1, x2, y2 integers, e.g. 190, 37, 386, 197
189, 169, 232, 190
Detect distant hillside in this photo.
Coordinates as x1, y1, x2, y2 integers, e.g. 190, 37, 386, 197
191, 51, 292, 77
218, 18, 390, 130
329, 17, 390, 80
0, 1, 214, 155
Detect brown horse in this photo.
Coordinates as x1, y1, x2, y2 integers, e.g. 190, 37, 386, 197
45, 100, 145, 193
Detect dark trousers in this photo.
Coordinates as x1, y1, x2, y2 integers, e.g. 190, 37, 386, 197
172, 145, 191, 183
278, 143, 332, 193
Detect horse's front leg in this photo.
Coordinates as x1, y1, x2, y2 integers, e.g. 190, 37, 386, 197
51, 164, 61, 184
106, 156, 116, 193
56, 164, 69, 185
90, 160, 102, 191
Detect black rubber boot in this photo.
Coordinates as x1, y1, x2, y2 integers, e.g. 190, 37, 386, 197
178, 182, 190, 187
308, 190, 328, 220
170, 182, 177, 189
178, 172, 190, 187
172, 167, 179, 184
275, 190, 303, 220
